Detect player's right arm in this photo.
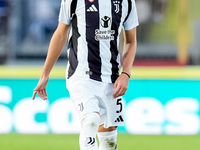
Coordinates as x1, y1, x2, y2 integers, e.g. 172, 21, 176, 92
32, 22, 70, 100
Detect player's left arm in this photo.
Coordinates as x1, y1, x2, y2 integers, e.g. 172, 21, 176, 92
113, 27, 137, 98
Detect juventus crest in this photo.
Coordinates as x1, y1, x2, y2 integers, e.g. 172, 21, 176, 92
113, 1, 120, 13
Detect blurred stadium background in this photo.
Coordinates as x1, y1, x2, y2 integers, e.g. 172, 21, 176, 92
1, 0, 200, 149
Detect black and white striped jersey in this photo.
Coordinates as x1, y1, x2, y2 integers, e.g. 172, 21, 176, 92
59, 0, 138, 83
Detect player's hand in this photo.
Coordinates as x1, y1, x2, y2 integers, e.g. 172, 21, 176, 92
113, 73, 129, 98
32, 76, 49, 100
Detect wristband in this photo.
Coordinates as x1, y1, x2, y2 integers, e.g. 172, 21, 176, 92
121, 72, 130, 78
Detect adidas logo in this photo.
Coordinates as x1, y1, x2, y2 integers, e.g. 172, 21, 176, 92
87, 4, 98, 12
114, 115, 124, 122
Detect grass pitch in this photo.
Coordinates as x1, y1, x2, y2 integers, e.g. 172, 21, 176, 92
0, 134, 200, 150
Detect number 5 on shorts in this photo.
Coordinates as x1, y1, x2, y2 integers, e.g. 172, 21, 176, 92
116, 98, 122, 113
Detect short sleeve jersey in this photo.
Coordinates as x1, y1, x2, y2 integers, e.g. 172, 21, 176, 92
59, 0, 139, 83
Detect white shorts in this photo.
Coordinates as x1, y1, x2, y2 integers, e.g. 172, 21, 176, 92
66, 76, 124, 128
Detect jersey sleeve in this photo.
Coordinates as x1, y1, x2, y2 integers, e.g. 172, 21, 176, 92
58, 0, 72, 25
123, 0, 139, 31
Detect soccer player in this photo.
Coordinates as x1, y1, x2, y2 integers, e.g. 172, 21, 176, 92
32, 0, 138, 149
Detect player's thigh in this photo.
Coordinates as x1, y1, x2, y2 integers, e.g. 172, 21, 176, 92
67, 78, 100, 120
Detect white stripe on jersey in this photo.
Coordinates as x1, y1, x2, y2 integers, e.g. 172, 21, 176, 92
99, 0, 112, 83
73, 0, 90, 80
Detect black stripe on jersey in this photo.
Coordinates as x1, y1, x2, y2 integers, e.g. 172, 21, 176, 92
110, 0, 123, 83
85, 0, 102, 82
70, 0, 78, 17
68, 0, 80, 78
124, 0, 132, 23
